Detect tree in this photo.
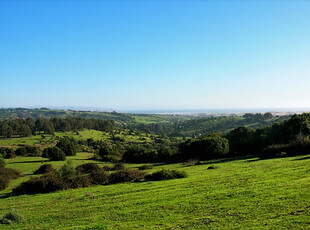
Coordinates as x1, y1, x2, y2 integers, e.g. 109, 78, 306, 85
56, 137, 78, 156
42, 147, 66, 161
1, 123, 13, 138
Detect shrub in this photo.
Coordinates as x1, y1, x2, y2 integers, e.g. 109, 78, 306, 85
0, 158, 5, 167
4, 152, 16, 159
0, 166, 22, 181
59, 160, 76, 179
185, 159, 200, 166
102, 165, 112, 171
138, 164, 153, 170
76, 163, 101, 174
56, 137, 78, 156
0, 178, 9, 191
15, 147, 27, 156
111, 163, 126, 171
24, 146, 41, 157
145, 169, 187, 181
109, 169, 145, 184
65, 174, 92, 189
12, 173, 64, 196
0, 148, 14, 158
0, 209, 24, 224
42, 147, 66, 161
33, 164, 56, 175
90, 170, 110, 185
207, 165, 218, 170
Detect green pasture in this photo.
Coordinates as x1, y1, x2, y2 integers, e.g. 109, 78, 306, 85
0, 129, 160, 147
1, 155, 310, 229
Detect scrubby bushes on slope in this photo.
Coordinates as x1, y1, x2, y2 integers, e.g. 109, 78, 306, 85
145, 169, 187, 181
0, 165, 22, 191
33, 164, 56, 174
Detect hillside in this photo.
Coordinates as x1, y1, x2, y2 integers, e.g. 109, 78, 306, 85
1, 155, 310, 229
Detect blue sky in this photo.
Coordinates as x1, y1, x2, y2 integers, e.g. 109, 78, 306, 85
1, 1, 310, 111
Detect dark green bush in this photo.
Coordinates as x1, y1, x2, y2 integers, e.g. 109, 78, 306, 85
90, 170, 110, 185
102, 165, 112, 171
4, 152, 16, 159
0, 158, 5, 167
15, 147, 27, 156
0, 166, 22, 181
109, 169, 145, 184
111, 163, 126, 171
0, 178, 9, 191
0, 148, 14, 159
138, 164, 153, 170
207, 165, 218, 170
56, 137, 78, 156
76, 163, 101, 174
262, 138, 310, 159
12, 172, 63, 196
0, 166, 21, 191
33, 164, 56, 175
65, 174, 92, 189
42, 147, 66, 161
185, 159, 200, 166
145, 169, 187, 181
24, 146, 41, 157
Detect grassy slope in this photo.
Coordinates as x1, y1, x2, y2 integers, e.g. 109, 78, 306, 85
1, 155, 310, 229
0, 129, 158, 147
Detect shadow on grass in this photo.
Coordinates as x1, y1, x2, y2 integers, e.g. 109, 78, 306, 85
7, 160, 49, 164
0, 192, 12, 199
291, 155, 310, 161
180, 155, 259, 167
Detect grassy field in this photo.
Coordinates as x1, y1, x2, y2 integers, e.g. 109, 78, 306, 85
0, 129, 159, 147
1, 154, 310, 229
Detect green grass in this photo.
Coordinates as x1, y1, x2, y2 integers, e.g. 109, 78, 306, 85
1, 155, 310, 229
0, 129, 161, 147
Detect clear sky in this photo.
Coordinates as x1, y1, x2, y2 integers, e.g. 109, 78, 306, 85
1, 1, 310, 111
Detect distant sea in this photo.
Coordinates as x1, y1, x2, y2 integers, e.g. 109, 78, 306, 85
30, 106, 310, 115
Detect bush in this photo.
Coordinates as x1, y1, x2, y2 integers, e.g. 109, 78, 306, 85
0, 166, 22, 191
15, 147, 27, 156
90, 170, 110, 185
0, 166, 22, 181
0, 148, 15, 159
42, 147, 66, 161
138, 164, 153, 170
262, 138, 310, 159
0, 178, 9, 191
207, 165, 218, 170
33, 164, 56, 175
102, 165, 112, 171
76, 163, 101, 174
185, 159, 200, 166
0, 210, 24, 224
56, 137, 78, 156
65, 174, 92, 189
109, 169, 145, 184
111, 163, 126, 171
145, 169, 187, 181
12, 172, 63, 196
24, 146, 41, 157
4, 152, 16, 159
59, 160, 76, 179
0, 158, 5, 167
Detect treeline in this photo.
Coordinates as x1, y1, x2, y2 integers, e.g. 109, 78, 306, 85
130, 113, 290, 137
0, 117, 115, 138
92, 113, 310, 163
176, 113, 310, 161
